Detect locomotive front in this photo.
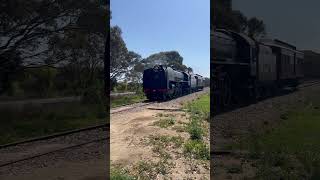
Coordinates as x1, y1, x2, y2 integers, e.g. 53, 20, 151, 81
143, 65, 168, 100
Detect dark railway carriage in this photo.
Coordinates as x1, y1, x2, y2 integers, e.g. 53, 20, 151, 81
295, 51, 304, 79
195, 74, 205, 90
190, 74, 197, 92
261, 39, 300, 87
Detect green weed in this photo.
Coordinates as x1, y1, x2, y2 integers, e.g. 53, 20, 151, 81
183, 140, 209, 160
153, 118, 175, 128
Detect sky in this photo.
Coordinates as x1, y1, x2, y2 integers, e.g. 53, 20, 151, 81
233, 0, 320, 52
111, 0, 210, 77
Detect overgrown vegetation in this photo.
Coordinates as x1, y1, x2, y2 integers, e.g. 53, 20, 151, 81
185, 94, 210, 121
186, 117, 204, 140
183, 93, 210, 160
0, 102, 106, 144
236, 93, 320, 179
111, 94, 146, 108
110, 167, 135, 180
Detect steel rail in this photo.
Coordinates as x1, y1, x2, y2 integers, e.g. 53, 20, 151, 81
0, 123, 109, 149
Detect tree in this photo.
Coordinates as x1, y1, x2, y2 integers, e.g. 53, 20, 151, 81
212, 0, 266, 39
187, 67, 193, 74
247, 17, 266, 39
232, 10, 248, 33
44, 0, 107, 95
142, 51, 190, 72
110, 26, 142, 82
125, 52, 143, 83
0, 0, 108, 94
212, 0, 241, 31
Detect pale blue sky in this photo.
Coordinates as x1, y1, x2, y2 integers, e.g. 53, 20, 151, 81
111, 0, 210, 77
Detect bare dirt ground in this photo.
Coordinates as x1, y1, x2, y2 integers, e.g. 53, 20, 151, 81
212, 82, 320, 179
111, 88, 210, 179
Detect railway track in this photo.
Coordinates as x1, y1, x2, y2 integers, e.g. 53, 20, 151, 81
298, 80, 320, 88
110, 101, 155, 114
213, 80, 320, 115
0, 123, 109, 168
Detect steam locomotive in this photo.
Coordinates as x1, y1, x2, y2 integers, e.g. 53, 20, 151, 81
143, 65, 204, 101
212, 29, 304, 109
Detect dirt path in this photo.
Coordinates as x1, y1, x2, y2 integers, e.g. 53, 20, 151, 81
111, 89, 210, 179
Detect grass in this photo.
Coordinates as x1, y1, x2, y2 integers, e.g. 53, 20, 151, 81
172, 125, 185, 132
182, 93, 210, 160
186, 116, 204, 140
0, 102, 107, 144
132, 160, 174, 180
146, 135, 184, 150
111, 167, 136, 180
111, 94, 146, 108
235, 94, 320, 179
183, 140, 210, 160
153, 117, 175, 128
121, 135, 179, 179
184, 93, 210, 140
144, 135, 184, 161
185, 93, 210, 121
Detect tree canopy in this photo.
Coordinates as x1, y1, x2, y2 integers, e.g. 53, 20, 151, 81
110, 26, 142, 82
110, 25, 192, 89
0, 0, 108, 95
142, 51, 192, 73
212, 0, 266, 39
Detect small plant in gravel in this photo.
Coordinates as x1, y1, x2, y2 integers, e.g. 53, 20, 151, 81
172, 125, 186, 132
147, 135, 184, 149
153, 118, 175, 128
183, 140, 209, 160
164, 114, 174, 118
111, 166, 136, 180
186, 117, 204, 140
156, 113, 164, 117
132, 160, 174, 180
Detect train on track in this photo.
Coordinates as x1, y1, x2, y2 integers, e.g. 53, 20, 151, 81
212, 29, 304, 110
143, 65, 204, 101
